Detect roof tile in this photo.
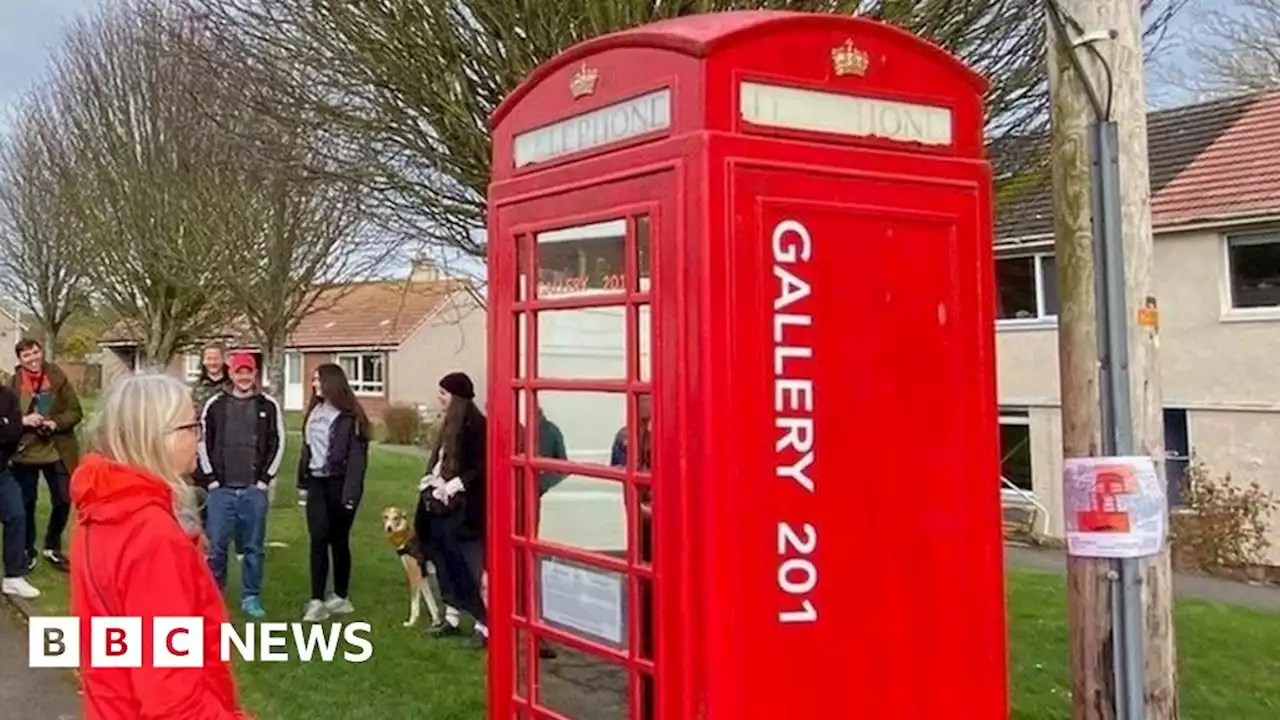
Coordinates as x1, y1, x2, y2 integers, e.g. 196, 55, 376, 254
996, 91, 1274, 242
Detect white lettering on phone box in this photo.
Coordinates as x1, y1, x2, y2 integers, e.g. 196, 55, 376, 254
771, 218, 817, 625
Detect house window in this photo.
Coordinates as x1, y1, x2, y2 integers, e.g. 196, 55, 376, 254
336, 352, 385, 395
999, 408, 1034, 493
184, 353, 201, 382
996, 253, 1058, 322
1226, 233, 1280, 309
1164, 408, 1191, 508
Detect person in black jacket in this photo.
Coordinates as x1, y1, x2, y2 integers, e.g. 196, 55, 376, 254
0, 384, 37, 599
415, 371, 488, 648
196, 352, 284, 618
297, 363, 370, 622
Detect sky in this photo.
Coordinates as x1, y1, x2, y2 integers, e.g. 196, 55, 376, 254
0, 0, 98, 133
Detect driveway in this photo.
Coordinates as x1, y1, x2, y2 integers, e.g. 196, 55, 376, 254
1006, 544, 1280, 613
0, 604, 80, 719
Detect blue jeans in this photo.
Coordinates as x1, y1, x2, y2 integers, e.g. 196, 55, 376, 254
0, 471, 26, 578
206, 486, 269, 598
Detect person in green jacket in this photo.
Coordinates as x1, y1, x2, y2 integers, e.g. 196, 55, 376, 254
535, 405, 568, 496
9, 339, 82, 572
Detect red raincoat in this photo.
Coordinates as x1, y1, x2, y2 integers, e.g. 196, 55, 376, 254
69, 452, 249, 720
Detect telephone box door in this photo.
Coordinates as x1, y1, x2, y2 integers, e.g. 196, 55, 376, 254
716, 163, 1004, 718
489, 169, 678, 720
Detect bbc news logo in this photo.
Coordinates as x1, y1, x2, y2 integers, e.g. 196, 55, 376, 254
29, 617, 373, 668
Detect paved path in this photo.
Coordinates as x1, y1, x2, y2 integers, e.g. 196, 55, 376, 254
1006, 545, 1280, 613
0, 604, 80, 719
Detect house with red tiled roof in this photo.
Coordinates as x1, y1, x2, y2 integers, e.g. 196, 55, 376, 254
97, 260, 487, 417
993, 90, 1280, 562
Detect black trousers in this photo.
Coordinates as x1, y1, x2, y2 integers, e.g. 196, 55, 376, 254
0, 470, 26, 577
306, 476, 356, 601
13, 461, 69, 555
415, 496, 487, 625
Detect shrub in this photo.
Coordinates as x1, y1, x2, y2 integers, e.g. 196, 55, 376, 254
382, 404, 423, 446
1170, 458, 1280, 574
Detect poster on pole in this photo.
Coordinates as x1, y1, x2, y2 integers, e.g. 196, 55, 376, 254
1062, 456, 1167, 558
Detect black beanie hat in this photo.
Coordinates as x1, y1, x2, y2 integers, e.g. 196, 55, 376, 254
439, 371, 475, 400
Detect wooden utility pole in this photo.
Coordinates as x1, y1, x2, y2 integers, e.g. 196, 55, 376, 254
1046, 0, 1179, 718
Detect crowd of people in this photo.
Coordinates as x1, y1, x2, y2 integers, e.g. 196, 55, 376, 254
0, 334, 494, 717
0, 333, 655, 717
0, 338, 82, 600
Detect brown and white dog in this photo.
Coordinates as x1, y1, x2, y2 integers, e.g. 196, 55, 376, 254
381, 506, 444, 628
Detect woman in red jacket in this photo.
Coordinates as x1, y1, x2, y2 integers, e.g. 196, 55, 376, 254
69, 372, 249, 720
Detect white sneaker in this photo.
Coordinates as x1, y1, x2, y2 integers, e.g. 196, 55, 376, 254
302, 599, 330, 622
2, 576, 40, 599
324, 595, 354, 615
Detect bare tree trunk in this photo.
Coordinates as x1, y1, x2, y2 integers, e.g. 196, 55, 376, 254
1049, 1, 1179, 718
262, 339, 288, 506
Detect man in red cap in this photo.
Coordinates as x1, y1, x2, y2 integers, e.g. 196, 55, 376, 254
197, 351, 284, 618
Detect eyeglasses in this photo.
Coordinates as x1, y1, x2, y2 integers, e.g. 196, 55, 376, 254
172, 421, 202, 438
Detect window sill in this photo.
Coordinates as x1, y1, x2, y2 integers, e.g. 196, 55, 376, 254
1220, 308, 1280, 324
996, 318, 1058, 333
354, 389, 385, 398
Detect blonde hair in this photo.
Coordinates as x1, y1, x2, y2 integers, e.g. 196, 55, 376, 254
90, 372, 200, 530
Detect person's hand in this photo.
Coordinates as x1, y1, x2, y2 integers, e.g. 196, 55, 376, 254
21, 413, 43, 428
343, 501, 355, 512
255, 481, 269, 492
41, 420, 55, 431
208, 481, 221, 490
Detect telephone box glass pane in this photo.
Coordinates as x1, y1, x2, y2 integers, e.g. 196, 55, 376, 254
515, 549, 529, 617
640, 674, 655, 720
514, 468, 529, 538
536, 640, 629, 720
536, 307, 626, 379
515, 627, 529, 699
513, 390, 530, 455
516, 234, 528, 301
636, 485, 653, 567
515, 313, 528, 378
634, 214, 651, 293
628, 393, 653, 472
634, 304, 651, 384
536, 219, 626, 298
537, 473, 628, 558
637, 577, 654, 661
535, 390, 626, 468
536, 554, 629, 651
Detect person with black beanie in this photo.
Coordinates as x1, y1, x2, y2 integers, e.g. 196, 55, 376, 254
415, 371, 488, 648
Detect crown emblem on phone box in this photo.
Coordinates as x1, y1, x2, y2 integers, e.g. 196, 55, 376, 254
570, 63, 599, 99
832, 39, 869, 77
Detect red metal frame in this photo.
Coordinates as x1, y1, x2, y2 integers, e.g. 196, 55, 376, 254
495, 187, 667, 719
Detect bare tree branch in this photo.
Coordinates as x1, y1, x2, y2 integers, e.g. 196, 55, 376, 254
41, 0, 248, 365
1155, 0, 1280, 100
0, 90, 88, 359
188, 0, 1184, 260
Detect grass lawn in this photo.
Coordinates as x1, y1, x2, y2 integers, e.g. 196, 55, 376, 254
15, 436, 1280, 718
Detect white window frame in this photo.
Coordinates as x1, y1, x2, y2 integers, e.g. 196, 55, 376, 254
1163, 407, 1193, 508
1222, 231, 1280, 320
184, 353, 201, 382
998, 408, 1035, 500
995, 252, 1058, 328
334, 352, 386, 396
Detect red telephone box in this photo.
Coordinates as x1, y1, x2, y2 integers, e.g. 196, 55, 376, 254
486, 11, 1007, 719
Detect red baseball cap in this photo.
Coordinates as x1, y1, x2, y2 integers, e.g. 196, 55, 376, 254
228, 352, 257, 373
